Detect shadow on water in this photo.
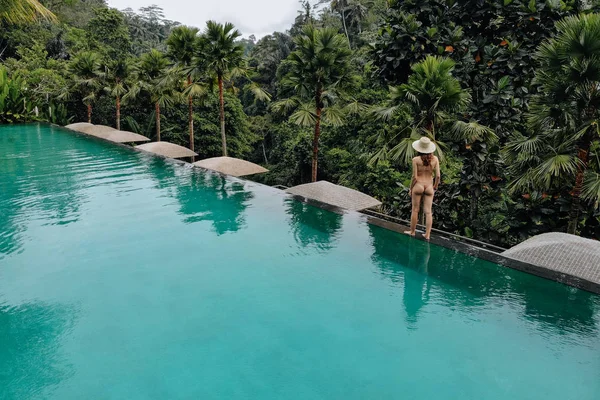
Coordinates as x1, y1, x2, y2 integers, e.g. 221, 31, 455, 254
368, 224, 600, 336
284, 198, 343, 252
0, 125, 86, 258
0, 302, 76, 400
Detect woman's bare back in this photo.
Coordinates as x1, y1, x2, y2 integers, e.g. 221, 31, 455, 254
414, 156, 439, 188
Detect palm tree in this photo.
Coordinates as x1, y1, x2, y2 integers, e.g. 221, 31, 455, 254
331, 0, 352, 48
105, 59, 132, 130
504, 14, 600, 234
124, 49, 177, 141
371, 56, 494, 166
167, 26, 201, 152
272, 25, 356, 182
67, 51, 104, 123
0, 0, 55, 25
345, 0, 372, 35
199, 21, 245, 157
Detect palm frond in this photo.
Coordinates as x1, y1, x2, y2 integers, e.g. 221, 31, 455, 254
322, 106, 345, 126
0, 0, 56, 24
271, 97, 300, 115
368, 145, 390, 167
389, 136, 417, 166
371, 105, 399, 121
582, 170, 600, 206
184, 82, 209, 98
533, 154, 582, 189
245, 82, 271, 103
344, 100, 369, 116
450, 121, 498, 144
290, 103, 317, 127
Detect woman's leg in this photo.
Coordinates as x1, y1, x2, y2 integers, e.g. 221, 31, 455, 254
422, 186, 435, 240
405, 184, 424, 236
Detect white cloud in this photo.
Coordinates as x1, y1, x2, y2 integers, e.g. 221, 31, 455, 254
106, 0, 302, 38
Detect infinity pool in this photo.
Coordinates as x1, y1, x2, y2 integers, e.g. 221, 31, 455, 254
0, 124, 599, 399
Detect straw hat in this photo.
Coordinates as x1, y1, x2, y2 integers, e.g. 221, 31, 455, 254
412, 137, 436, 154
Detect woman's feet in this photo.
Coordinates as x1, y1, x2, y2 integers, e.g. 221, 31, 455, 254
406, 230, 431, 241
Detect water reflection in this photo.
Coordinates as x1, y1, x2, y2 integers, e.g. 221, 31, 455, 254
368, 224, 600, 336
175, 169, 254, 235
404, 240, 432, 328
0, 301, 75, 399
141, 156, 180, 193
136, 156, 255, 235
285, 198, 343, 252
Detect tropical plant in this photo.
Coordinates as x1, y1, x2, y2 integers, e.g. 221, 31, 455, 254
504, 14, 600, 234
104, 58, 132, 130
198, 21, 246, 156
124, 49, 178, 141
65, 51, 104, 123
0, 0, 55, 25
371, 56, 495, 165
167, 26, 202, 152
273, 25, 356, 182
0, 66, 35, 123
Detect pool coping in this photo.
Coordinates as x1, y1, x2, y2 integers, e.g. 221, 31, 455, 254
57, 124, 600, 295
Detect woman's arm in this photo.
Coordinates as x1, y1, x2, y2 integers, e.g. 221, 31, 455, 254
434, 157, 441, 190
409, 158, 417, 194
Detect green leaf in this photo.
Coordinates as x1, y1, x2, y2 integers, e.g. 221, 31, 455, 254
582, 171, 600, 206
290, 103, 317, 127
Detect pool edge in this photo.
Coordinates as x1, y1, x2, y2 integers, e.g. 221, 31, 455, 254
55, 123, 600, 295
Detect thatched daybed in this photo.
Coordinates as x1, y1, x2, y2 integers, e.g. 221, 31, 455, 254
503, 233, 600, 287
286, 181, 382, 211
135, 142, 198, 159
193, 156, 269, 177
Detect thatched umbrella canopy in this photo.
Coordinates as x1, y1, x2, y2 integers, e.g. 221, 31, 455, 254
102, 130, 150, 143
503, 233, 600, 288
135, 142, 198, 159
286, 181, 382, 211
193, 157, 269, 177
78, 125, 116, 136
65, 122, 94, 132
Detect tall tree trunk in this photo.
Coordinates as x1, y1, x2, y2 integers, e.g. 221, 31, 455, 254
187, 75, 194, 155
341, 9, 351, 49
262, 140, 269, 164
155, 101, 161, 142
87, 103, 92, 123
567, 144, 590, 234
116, 95, 121, 130
311, 89, 322, 183
218, 76, 227, 157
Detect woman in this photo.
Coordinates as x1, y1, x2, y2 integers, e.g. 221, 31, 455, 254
405, 137, 440, 240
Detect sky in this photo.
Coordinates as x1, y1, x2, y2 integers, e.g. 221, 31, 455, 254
106, 0, 303, 38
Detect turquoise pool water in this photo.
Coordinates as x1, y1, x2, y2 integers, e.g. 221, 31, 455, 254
0, 124, 599, 399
